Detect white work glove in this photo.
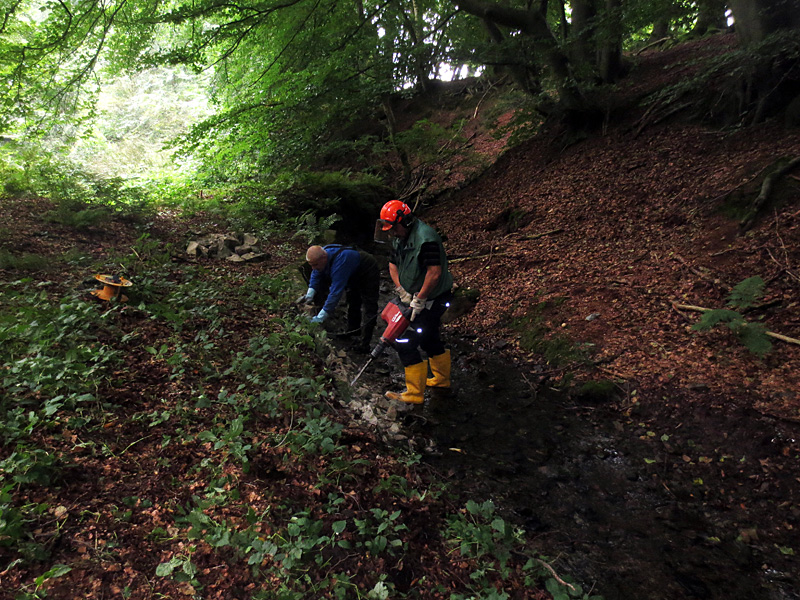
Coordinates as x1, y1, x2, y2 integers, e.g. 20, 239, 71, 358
410, 295, 426, 321
395, 285, 412, 305
296, 288, 315, 305
310, 309, 328, 323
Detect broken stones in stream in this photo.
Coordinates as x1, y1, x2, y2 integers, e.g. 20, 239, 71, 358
330, 323, 800, 600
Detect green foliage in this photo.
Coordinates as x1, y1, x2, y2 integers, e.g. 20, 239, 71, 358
67, 67, 212, 179
446, 500, 520, 575
509, 300, 588, 367
726, 276, 765, 310
443, 498, 584, 600
393, 119, 451, 163
576, 380, 619, 402
1, 293, 121, 397
45, 198, 112, 230
155, 551, 199, 586
624, 0, 700, 47
0, 251, 52, 272
0, 144, 152, 229
0, 203, 581, 599
292, 211, 341, 245
352, 508, 408, 556
692, 277, 772, 357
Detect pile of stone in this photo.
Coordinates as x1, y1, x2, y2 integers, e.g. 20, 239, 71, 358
186, 233, 269, 263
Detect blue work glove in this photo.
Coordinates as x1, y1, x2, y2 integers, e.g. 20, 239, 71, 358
310, 309, 328, 324
296, 288, 316, 305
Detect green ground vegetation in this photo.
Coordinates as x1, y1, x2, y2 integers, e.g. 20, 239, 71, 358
0, 194, 589, 599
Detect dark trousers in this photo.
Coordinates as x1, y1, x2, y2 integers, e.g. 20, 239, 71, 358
346, 252, 380, 345
394, 292, 452, 367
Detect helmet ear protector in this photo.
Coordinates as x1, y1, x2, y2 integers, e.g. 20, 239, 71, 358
391, 207, 414, 228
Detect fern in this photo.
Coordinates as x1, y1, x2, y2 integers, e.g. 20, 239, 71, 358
292, 210, 341, 244
727, 276, 765, 310
692, 309, 744, 331
736, 322, 772, 358
691, 276, 772, 357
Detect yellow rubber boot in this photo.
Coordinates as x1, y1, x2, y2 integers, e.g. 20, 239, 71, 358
385, 362, 427, 404
426, 350, 451, 389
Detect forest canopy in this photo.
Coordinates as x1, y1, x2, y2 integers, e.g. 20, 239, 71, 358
1, 0, 799, 185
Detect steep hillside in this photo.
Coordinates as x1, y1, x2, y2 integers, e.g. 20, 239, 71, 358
425, 34, 800, 422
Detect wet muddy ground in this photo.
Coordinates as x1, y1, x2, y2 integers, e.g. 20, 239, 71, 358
342, 326, 800, 600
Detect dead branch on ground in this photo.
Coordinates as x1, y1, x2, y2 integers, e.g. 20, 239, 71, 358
672, 303, 800, 347
634, 101, 692, 138
519, 228, 564, 241
503, 228, 564, 241
449, 250, 508, 264
451, 229, 563, 264
635, 37, 672, 55
671, 253, 730, 291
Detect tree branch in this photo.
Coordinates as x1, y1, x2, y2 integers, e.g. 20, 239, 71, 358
672, 303, 800, 346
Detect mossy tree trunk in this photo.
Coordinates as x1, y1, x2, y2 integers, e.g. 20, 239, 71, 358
691, 0, 728, 37
729, 0, 800, 45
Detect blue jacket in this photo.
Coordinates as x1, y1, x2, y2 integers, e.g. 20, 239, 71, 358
309, 245, 362, 314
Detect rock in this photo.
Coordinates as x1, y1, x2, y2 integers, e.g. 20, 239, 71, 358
240, 252, 269, 263
216, 244, 233, 259
185, 231, 268, 264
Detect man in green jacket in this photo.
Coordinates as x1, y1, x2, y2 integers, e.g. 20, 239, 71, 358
377, 200, 454, 404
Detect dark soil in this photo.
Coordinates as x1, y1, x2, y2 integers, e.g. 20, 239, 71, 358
399, 336, 800, 600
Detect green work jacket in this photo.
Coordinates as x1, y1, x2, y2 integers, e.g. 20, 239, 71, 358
392, 220, 453, 298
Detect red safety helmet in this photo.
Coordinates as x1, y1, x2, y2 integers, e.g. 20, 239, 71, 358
379, 200, 412, 231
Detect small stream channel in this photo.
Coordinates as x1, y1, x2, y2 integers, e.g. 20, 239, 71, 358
343, 328, 799, 600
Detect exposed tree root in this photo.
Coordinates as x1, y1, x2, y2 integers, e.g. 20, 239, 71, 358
740, 156, 800, 231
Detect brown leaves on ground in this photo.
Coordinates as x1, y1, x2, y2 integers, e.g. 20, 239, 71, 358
426, 38, 800, 423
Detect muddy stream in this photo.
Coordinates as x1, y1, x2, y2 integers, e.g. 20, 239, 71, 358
341, 328, 799, 600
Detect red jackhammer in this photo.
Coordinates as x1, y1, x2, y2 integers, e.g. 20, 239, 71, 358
350, 298, 412, 386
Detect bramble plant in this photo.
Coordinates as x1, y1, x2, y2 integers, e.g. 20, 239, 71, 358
692, 276, 772, 357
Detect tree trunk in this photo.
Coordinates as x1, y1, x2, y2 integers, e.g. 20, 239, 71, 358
481, 19, 543, 95
455, 0, 585, 109
598, 0, 623, 82
691, 0, 727, 37
650, 19, 670, 40
557, 0, 569, 41
382, 100, 412, 182
648, 0, 680, 41
570, 0, 597, 67
729, 0, 800, 45
405, 1, 436, 92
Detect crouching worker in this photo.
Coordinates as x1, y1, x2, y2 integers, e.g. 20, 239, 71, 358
300, 245, 379, 353
377, 200, 453, 404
